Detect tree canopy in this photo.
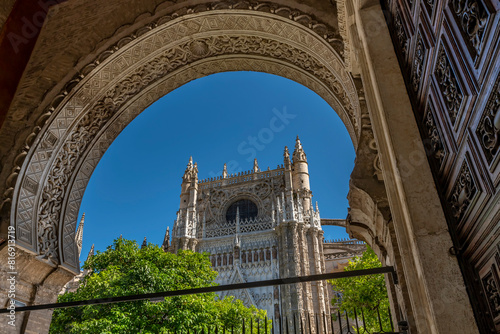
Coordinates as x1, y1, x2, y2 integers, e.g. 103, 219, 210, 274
329, 246, 391, 332
50, 238, 267, 334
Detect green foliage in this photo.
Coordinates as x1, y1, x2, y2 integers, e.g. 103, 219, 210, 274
329, 246, 391, 333
50, 238, 268, 334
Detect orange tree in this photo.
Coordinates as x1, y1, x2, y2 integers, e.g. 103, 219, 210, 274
329, 246, 391, 332
50, 238, 267, 334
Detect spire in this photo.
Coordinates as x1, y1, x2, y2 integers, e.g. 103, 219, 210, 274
162, 227, 170, 251
75, 213, 85, 257
223, 163, 228, 178
295, 135, 302, 150
88, 244, 95, 258
293, 135, 307, 163
141, 237, 147, 249
253, 158, 259, 173
183, 156, 198, 182
284, 146, 291, 169
236, 206, 240, 233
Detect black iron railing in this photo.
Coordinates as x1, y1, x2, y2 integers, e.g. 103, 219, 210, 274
0, 267, 408, 333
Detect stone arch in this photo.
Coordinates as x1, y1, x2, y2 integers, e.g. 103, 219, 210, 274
8, 6, 361, 274
0, 1, 481, 333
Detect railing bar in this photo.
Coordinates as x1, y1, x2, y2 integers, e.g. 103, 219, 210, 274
330, 313, 335, 334
322, 312, 327, 334
377, 306, 383, 332
353, 308, 359, 332
388, 306, 394, 332
286, 315, 289, 334
338, 310, 343, 334
0, 267, 396, 314
307, 312, 312, 334
345, 310, 351, 334
293, 311, 297, 334
315, 313, 319, 334
361, 309, 366, 333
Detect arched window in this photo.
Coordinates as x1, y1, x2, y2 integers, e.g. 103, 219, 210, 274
226, 199, 258, 223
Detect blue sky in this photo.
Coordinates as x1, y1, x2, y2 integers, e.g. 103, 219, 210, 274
78, 71, 355, 263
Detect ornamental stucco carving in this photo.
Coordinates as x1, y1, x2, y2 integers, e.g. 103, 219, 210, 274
10, 7, 361, 271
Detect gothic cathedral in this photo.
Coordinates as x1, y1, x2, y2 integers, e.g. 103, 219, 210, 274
169, 137, 331, 326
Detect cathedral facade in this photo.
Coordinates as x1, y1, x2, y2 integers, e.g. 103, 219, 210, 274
169, 137, 331, 328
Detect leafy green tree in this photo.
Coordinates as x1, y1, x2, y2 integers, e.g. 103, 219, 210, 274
329, 246, 391, 333
50, 238, 268, 334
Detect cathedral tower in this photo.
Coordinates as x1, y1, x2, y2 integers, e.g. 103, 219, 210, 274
170, 138, 330, 333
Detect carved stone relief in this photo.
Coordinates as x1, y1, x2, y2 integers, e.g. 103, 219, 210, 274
434, 44, 464, 125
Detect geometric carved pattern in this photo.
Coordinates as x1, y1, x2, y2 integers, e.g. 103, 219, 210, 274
411, 34, 426, 92
394, 7, 409, 59
482, 268, 500, 320
434, 44, 464, 125
476, 72, 500, 164
449, 159, 477, 221
424, 103, 446, 167
22, 176, 38, 195
450, 0, 490, 58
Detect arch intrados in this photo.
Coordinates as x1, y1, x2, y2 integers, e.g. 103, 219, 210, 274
11, 8, 361, 273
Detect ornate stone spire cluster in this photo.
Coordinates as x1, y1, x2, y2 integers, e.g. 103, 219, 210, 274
162, 226, 170, 251
88, 244, 94, 258
253, 158, 260, 173
284, 146, 291, 169
183, 156, 198, 182
75, 213, 85, 257
292, 135, 307, 163
272, 192, 320, 227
